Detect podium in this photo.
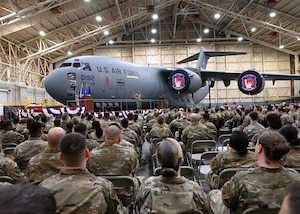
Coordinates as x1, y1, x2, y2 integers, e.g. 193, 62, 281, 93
81, 96, 94, 112
158, 97, 166, 109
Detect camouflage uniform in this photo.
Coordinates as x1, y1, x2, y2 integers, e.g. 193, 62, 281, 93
207, 149, 257, 189
0, 153, 27, 183
147, 125, 174, 154
14, 137, 48, 172
0, 130, 24, 145
200, 121, 217, 140
243, 121, 265, 141
280, 114, 294, 126
283, 144, 300, 168
121, 128, 139, 146
87, 143, 142, 208
40, 168, 119, 214
27, 149, 63, 183
128, 121, 143, 145
181, 123, 210, 152
136, 175, 207, 214
88, 131, 104, 143
169, 118, 191, 141
85, 138, 100, 151
87, 143, 138, 176
207, 166, 300, 214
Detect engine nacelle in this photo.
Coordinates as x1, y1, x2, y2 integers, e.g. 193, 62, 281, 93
169, 69, 202, 94
237, 69, 265, 95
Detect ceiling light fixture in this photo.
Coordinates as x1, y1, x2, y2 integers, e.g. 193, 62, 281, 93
152, 14, 158, 20
237, 37, 243, 41
196, 38, 201, 42
39, 31, 46, 36
251, 27, 256, 32
108, 40, 114, 45
150, 38, 156, 43
279, 44, 284, 49
151, 29, 157, 34
269, 12, 276, 18
67, 51, 72, 55
104, 30, 109, 35
96, 16, 102, 22
203, 28, 209, 34
214, 13, 221, 19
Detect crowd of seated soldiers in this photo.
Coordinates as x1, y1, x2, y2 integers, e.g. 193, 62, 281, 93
0, 102, 300, 213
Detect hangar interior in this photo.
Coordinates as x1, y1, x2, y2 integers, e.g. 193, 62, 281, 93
0, 0, 299, 106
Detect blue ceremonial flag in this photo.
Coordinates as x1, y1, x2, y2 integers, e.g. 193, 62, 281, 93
79, 83, 91, 98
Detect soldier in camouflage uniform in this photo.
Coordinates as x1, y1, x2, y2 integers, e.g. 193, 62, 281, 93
74, 123, 100, 151
14, 121, 48, 172
87, 125, 143, 209
207, 130, 300, 214
168, 111, 191, 141
243, 111, 265, 142
121, 118, 139, 148
0, 120, 24, 145
147, 115, 174, 155
0, 140, 27, 183
87, 125, 138, 176
278, 107, 294, 126
146, 111, 160, 132
136, 138, 207, 213
40, 132, 119, 213
207, 131, 257, 189
200, 112, 217, 140
181, 113, 210, 152
279, 125, 300, 168
127, 112, 143, 145
27, 127, 66, 183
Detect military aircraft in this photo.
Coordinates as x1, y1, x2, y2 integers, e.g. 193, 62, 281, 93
44, 47, 300, 110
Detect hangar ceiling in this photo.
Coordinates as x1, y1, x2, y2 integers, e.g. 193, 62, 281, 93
0, 0, 299, 86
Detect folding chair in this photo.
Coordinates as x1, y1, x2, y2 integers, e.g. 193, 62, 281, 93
218, 168, 248, 188
151, 154, 159, 175
101, 175, 136, 213
154, 166, 196, 181
242, 208, 280, 214
3, 147, 16, 160
0, 176, 15, 184
217, 134, 231, 150
198, 151, 219, 187
2, 143, 17, 149
189, 140, 216, 168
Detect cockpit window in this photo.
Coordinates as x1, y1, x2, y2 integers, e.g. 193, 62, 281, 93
82, 62, 91, 71
60, 63, 72, 67
73, 63, 81, 68
67, 73, 76, 80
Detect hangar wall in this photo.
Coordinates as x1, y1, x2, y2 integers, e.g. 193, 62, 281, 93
95, 44, 294, 105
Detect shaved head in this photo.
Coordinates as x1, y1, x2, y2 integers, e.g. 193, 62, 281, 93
47, 127, 66, 149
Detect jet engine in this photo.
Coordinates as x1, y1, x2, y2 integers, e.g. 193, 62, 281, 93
237, 69, 265, 95
168, 69, 202, 93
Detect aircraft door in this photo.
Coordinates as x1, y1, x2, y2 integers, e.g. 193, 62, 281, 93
116, 88, 125, 98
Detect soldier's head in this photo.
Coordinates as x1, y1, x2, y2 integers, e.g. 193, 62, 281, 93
256, 130, 289, 162
156, 138, 184, 178
280, 181, 300, 214
47, 127, 66, 150
157, 115, 165, 125
229, 131, 249, 155
60, 132, 88, 167
121, 118, 129, 128
74, 123, 87, 136
190, 113, 199, 123
249, 111, 258, 121
103, 125, 121, 145
28, 121, 44, 137
279, 125, 300, 146
127, 112, 134, 120
0, 183, 56, 214
266, 113, 282, 129
2, 120, 12, 131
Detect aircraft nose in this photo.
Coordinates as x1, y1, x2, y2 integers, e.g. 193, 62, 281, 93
45, 69, 69, 104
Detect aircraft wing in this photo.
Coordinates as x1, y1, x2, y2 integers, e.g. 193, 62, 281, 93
197, 69, 300, 81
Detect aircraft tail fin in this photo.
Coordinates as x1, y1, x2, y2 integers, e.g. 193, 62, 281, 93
177, 47, 246, 69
